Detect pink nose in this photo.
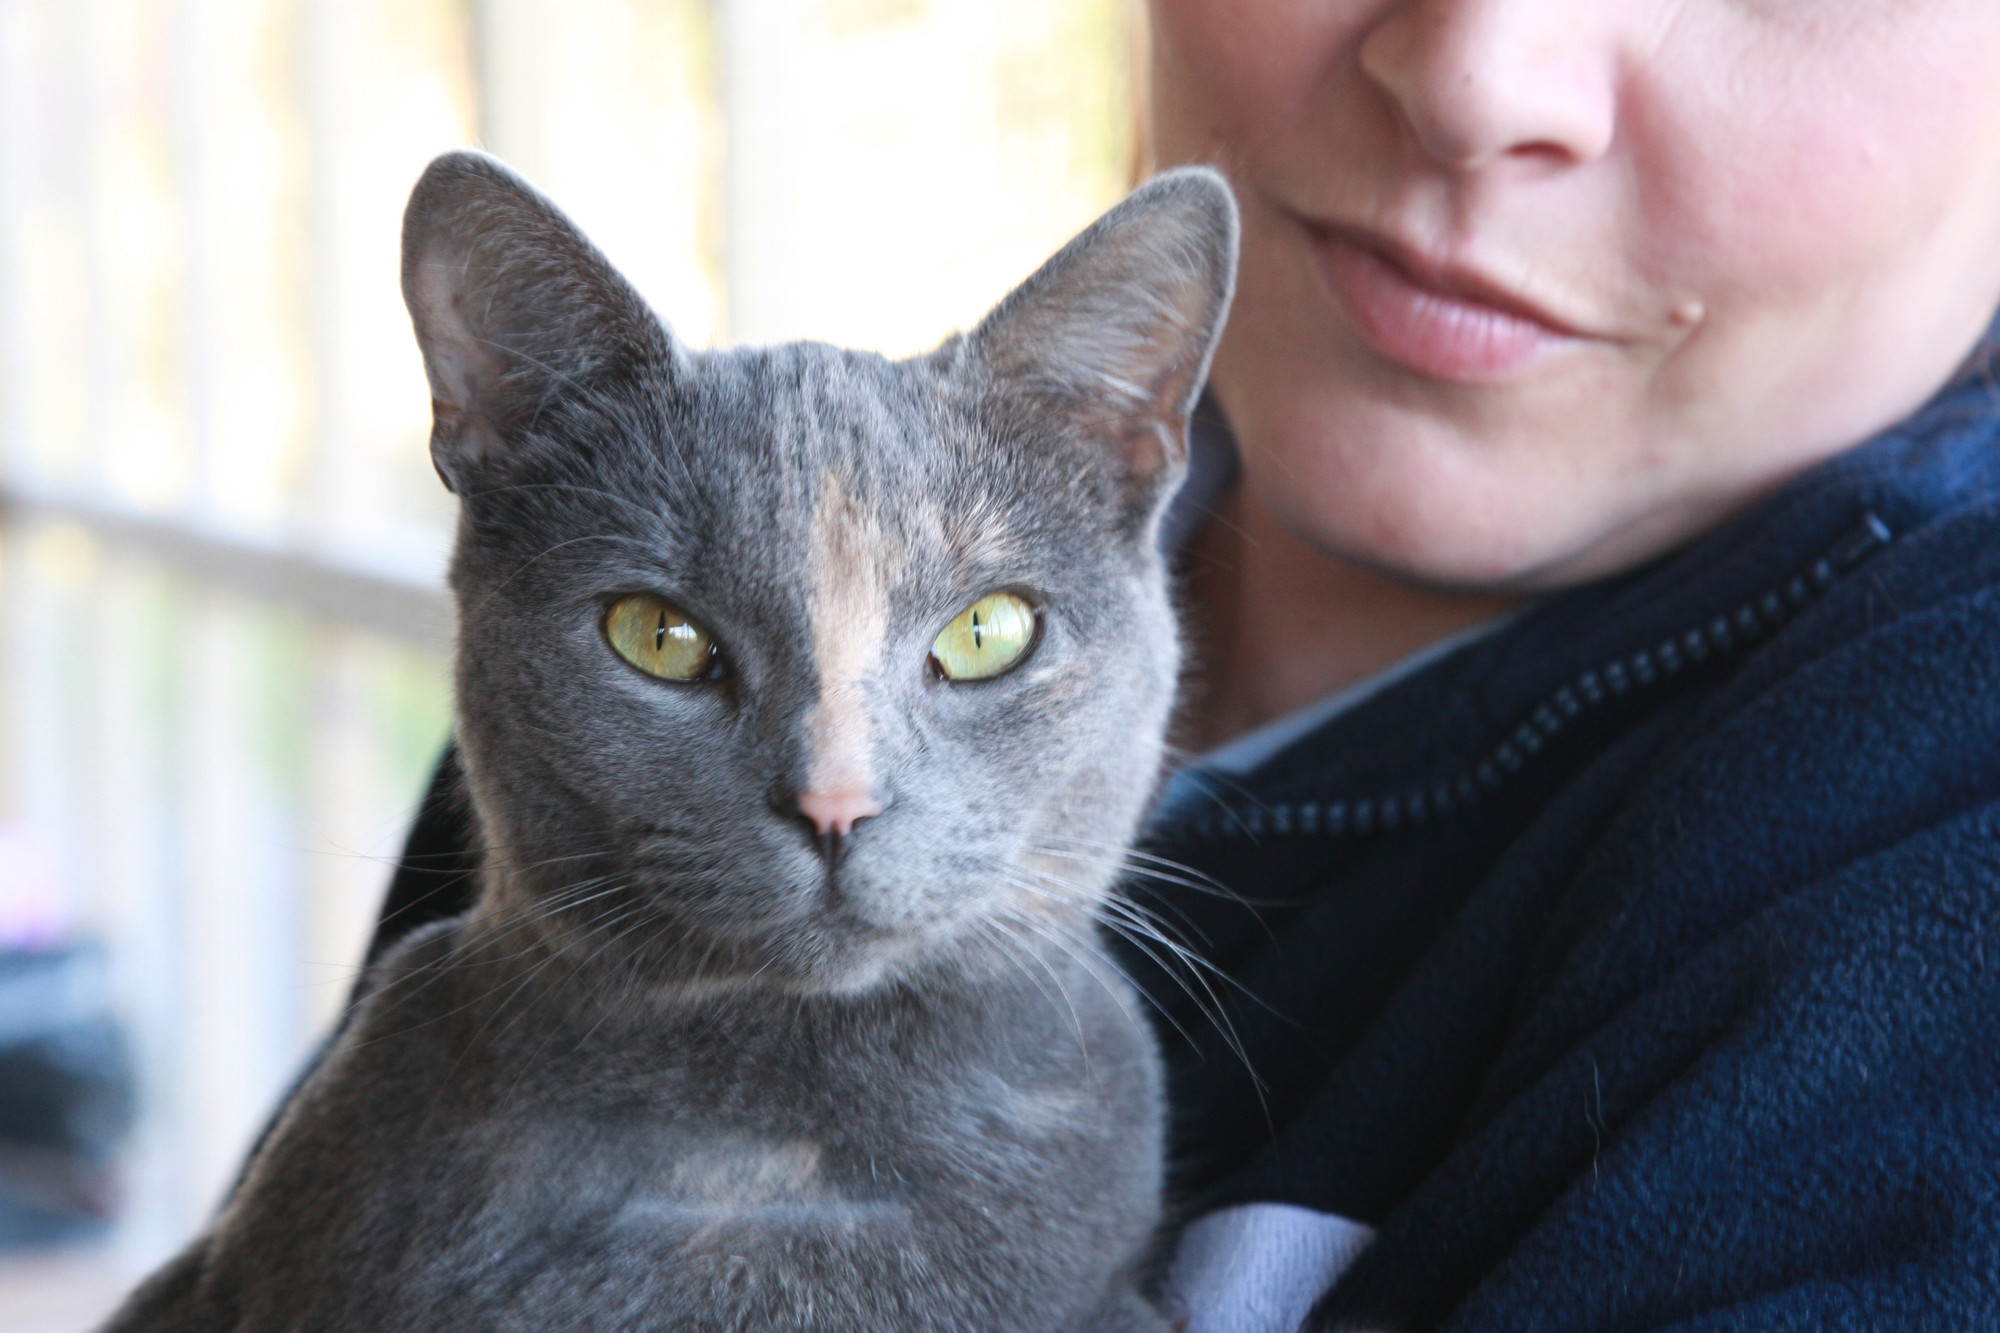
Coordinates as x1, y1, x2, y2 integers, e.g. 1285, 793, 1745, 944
792, 789, 884, 870
795, 788, 885, 838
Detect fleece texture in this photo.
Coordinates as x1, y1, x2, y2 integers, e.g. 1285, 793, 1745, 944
1127, 334, 2000, 1331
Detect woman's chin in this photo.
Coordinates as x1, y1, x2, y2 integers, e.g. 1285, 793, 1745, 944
1246, 455, 1574, 592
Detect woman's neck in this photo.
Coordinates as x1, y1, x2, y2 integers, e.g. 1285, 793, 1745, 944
1176, 481, 1523, 753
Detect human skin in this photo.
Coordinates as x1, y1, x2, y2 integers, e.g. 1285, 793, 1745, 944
1148, 0, 2000, 748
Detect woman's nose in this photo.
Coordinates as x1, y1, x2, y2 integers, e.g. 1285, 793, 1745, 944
1358, 0, 1618, 173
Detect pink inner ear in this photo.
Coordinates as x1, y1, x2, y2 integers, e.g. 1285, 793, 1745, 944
424, 399, 508, 492
409, 254, 506, 416
409, 255, 515, 486
1124, 417, 1186, 488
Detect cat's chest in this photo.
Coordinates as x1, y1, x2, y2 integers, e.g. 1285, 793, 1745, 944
440, 983, 1124, 1223
461, 1113, 912, 1254
218, 946, 1161, 1327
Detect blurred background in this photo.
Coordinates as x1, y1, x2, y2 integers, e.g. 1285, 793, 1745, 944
0, 0, 1138, 1324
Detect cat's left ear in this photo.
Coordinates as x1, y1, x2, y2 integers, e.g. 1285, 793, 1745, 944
966, 167, 1238, 526
401, 150, 675, 493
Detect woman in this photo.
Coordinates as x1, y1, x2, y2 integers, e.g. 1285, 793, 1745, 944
378, 2, 2000, 1328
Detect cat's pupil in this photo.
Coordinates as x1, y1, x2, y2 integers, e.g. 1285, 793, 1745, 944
972, 610, 983, 649
655, 612, 667, 652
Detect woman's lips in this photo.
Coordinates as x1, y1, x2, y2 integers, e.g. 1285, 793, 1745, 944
1310, 225, 1582, 382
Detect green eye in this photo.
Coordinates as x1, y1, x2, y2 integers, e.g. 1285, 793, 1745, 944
931, 592, 1038, 682
604, 593, 719, 681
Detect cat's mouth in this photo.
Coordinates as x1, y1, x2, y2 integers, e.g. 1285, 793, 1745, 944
587, 879, 947, 997
609, 824, 1072, 993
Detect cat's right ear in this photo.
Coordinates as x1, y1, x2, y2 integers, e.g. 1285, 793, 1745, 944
401, 151, 673, 493
966, 167, 1238, 530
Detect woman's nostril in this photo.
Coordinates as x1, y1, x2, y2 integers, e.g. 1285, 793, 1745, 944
1357, 2, 1616, 173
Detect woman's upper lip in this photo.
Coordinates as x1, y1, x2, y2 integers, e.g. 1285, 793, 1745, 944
1304, 216, 1595, 339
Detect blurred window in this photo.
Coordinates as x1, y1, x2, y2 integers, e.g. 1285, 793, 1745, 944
0, 0, 1135, 1310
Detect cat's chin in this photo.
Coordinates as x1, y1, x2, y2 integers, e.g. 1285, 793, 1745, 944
743, 916, 982, 997
640, 909, 1015, 1001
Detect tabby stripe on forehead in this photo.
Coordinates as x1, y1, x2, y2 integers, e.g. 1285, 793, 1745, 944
803, 473, 891, 802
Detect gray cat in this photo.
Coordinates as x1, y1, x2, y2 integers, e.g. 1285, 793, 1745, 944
100, 151, 1236, 1333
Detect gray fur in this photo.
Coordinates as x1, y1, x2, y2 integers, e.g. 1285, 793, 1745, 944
102, 151, 1237, 1333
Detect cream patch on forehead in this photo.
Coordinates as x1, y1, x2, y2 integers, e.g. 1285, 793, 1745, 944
804, 472, 895, 796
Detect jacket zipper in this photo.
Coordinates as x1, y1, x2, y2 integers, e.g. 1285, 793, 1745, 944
1172, 512, 1894, 844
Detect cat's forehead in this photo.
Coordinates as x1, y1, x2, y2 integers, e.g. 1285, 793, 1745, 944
668, 344, 1041, 573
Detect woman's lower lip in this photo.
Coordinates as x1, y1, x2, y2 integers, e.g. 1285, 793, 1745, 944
1312, 230, 1573, 382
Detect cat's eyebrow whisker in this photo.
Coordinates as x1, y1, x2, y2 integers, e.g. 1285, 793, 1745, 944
467, 533, 656, 621
454, 478, 662, 525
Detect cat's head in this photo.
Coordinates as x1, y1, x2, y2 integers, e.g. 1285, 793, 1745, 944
402, 152, 1236, 993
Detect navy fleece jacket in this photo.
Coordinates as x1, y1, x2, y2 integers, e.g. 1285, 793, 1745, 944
1129, 342, 2000, 1330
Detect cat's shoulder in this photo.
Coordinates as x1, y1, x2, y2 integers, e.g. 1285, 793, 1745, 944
291, 914, 491, 1106
346, 914, 474, 1021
